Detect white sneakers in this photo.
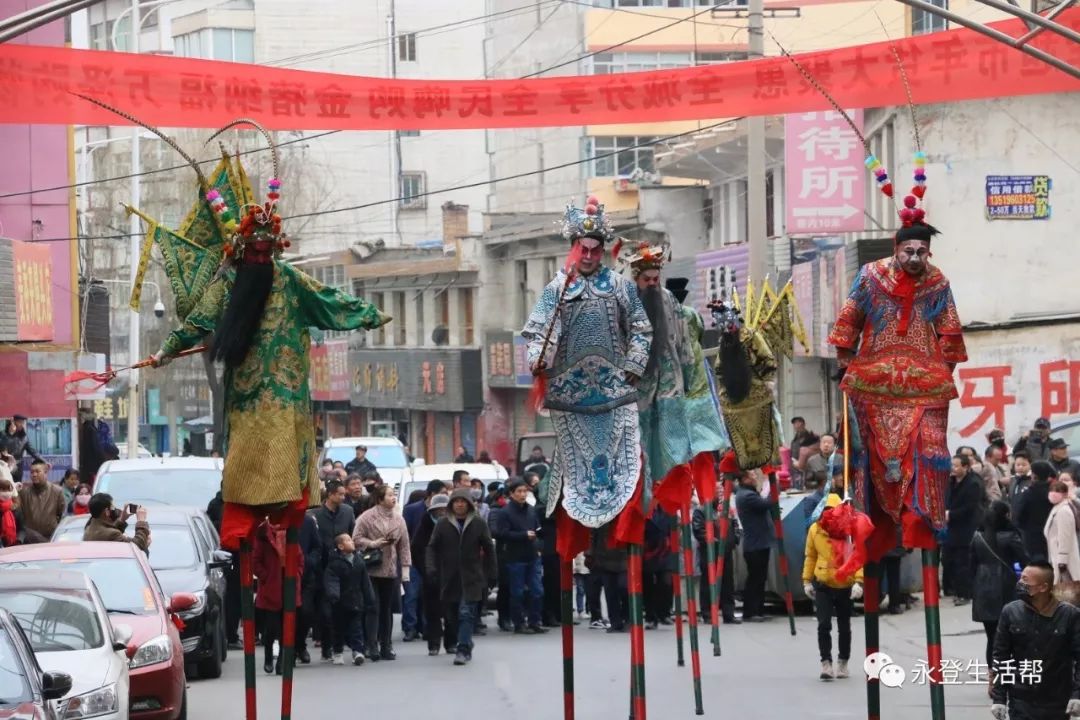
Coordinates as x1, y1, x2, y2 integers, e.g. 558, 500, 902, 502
820, 660, 834, 680
332, 653, 344, 666
836, 660, 849, 679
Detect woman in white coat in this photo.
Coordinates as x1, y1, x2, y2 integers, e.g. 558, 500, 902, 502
1044, 479, 1080, 584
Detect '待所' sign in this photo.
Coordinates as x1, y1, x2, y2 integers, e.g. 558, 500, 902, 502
985, 175, 1051, 220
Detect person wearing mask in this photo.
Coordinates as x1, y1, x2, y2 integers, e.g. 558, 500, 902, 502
802, 492, 864, 681
323, 532, 377, 666
1045, 480, 1080, 586
944, 454, 984, 605
455, 446, 474, 463
253, 519, 304, 674
60, 469, 80, 508
523, 446, 550, 481
67, 484, 92, 516
17, 460, 65, 540
980, 445, 1008, 504
1049, 438, 1080, 481
990, 561, 1080, 720
1013, 417, 1052, 464
970, 500, 1027, 670
1015, 461, 1058, 563
345, 445, 377, 478
492, 480, 546, 634
353, 485, 411, 661
0, 476, 26, 548
401, 480, 449, 643
1008, 451, 1034, 505
426, 488, 497, 666
343, 475, 366, 519
0, 415, 46, 484
413, 494, 451, 655
83, 493, 150, 551
735, 469, 778, 622
469, 479, 490, 523
802, 433, 836, 491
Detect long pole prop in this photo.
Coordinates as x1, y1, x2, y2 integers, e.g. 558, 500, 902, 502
239, 538, 257, 720
767, 472, 797, 635
670, 526, 685, 667
628, 542, 647, 720
717, 477, 734, 580
280, 527, 299, 720
678, 504, 705, 715
922, 548, 946, 720
863, 561, 882, 720
560, 559, 575, 720
702, 494, 722, 657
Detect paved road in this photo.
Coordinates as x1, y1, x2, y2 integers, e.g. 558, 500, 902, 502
188, 601, 994, 719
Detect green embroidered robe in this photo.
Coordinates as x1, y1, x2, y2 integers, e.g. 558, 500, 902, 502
160, 261, 387, 508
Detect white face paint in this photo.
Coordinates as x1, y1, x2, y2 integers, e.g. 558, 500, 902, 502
896, 239, 930, 275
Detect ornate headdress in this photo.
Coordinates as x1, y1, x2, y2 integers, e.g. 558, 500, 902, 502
561, 195, 615, 243
202, 119, 290, 264
775, 37, 937, 244
624, 241, 671, 277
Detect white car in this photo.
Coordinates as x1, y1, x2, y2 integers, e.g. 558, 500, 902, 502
400, 462, 511, 506
114, 442, 154, 459
319, 436, 416, 492
0, 569, 130, 720
94, 456, 224, 510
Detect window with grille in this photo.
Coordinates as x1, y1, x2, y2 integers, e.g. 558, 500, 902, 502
911, 0, 947, 34
588, 136, 657, 177
398, 33, 416, 62
400, 173, 426, 209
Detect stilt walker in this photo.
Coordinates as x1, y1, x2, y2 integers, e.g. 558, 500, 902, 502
560, 557, 575, 720
702, 496, 722, 656
678, 502, 705, 716
522, 197, 652, 720
767, 471, 797, 636
779, 43, 967, 720
73, 99, 392, 720
280, 527, 299, 720
670, 525, 686, 667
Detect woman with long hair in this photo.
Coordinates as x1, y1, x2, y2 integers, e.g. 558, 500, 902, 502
970, 500, 1026, 667
68, 484, 92, 516
353, 485, 411, 661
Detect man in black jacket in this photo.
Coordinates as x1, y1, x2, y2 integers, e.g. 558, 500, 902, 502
426, 489, 497, 666
492, 480, 547, 635
0, 415, 45, 484
990, 561, 1080, 720
944, 454, 984, 605
323, 532, 378, 666
413, 494, 450, 655
734, 471, 777, 622
1015, 462, 1057, 563
206, 487, 241, 648
1049, 438, 1080, 481
309, 480, 355, 660
345, 445, 377, 478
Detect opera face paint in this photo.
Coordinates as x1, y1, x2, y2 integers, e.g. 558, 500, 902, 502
896, 239, 930, 275
576, 237, 603, 275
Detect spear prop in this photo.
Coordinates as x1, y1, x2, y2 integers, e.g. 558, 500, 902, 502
63, 346, 208, 391
529, 244, 584, 411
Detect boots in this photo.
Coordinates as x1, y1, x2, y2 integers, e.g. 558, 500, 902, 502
820, 660, 834, 681
836, 660, 849, 679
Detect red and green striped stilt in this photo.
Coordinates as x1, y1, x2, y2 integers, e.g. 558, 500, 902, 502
670, 526, 685, 667
679, 503, 705, 716
922, 548, 946, 720
767, 472, 797, 636
702, 498, 721, 657
863, 561, 881, 720
627, 542, 647, 720
716, 478, 734, 576
280, 527, 299, 720
239, 537, 257, 720
560, 558, 575, 720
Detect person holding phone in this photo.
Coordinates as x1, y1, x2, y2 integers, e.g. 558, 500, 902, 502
83, 493, 150, 552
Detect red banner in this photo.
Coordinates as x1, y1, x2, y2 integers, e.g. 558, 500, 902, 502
12, 239, 53, 342
310, 339, 350, 402
0, 15, 1077, 130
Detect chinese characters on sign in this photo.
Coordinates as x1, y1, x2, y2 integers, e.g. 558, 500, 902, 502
486, 331, 533, 388
985, 175, 1051, 220
790, 262, 815, 358
349, 349, 482, 413
784, 110, 865, 234
310, 340, 350, 402
12, 239, 53, 341
866, 651, 1042, 689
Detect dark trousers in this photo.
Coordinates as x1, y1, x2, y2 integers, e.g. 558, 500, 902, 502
422, 577, 452, 653
507, 558, 543, 628
258, 609, 297, 664
587, 574, 604, 622
881, 555, 903, 607
401, 566, 423, 634
370, 577, 397, 654
542, 554, 561, 624
699, 552, 736, 621
944, 544, 973, 599
645, 569, 672, 622
813, 583, 852, 662
302, 577, 332, 658
983, 621, 997, 670
330, 606, 374, 655
599, 570, 628, 629
496, 562, 511, 626
443, 598, 477, 654
224, 561, 241, 643
742, 548, 770, 619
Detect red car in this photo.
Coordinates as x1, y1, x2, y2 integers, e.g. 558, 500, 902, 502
0, 542, 195, 720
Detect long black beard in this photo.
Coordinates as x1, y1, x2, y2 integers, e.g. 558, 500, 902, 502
718, 333, 751, 403
640, 286, 668, 376
211, 262, 274, 369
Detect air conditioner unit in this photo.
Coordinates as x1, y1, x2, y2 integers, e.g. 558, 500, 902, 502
614, 178, 638, 193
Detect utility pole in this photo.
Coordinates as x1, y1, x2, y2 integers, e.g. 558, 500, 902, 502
387, 0, 403, 245
126, 0, 141, 458
746, 0, 767, 285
